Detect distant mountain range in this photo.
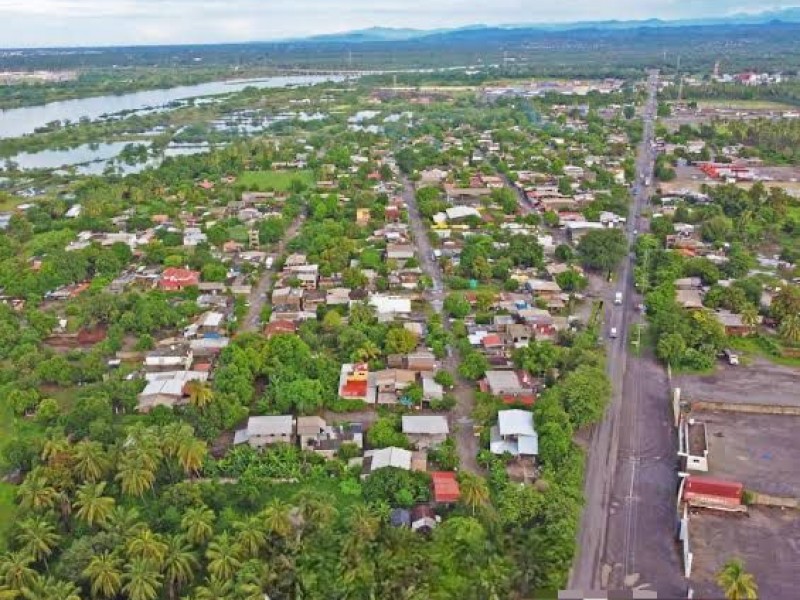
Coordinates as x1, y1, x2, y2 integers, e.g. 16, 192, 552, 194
298, 7, 800, 43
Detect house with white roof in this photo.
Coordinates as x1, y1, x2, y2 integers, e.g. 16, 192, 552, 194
137, 370, 208, 412
234, 415, 295, 448
490, 409, 538, 457
361, 446, 412, 477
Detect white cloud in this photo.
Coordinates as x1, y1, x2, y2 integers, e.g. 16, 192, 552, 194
0, 0, 798, 47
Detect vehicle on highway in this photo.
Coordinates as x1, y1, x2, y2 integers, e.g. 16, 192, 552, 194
610, 327, 618, 339
614, 291, 623, 305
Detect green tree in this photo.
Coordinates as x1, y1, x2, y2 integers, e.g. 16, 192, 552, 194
716, 558, 758, 600
15, 518, 59, 565
458, 473, 490, 515
385, 327, 418, 354
72, 440, 110, 483
458, 352, 489, 381
577, 229, 628, 272
205, 532, 242, 581
122, 558, 162, 600
162, 535, 198, 600
83, 552, 122, 600
444, 293, 471, 319
366, 415, 409, 449
74, 482, 115, 528
657, 333, 687, 366
180, 505, 216, 547
0, 551, 36, 591
185, 380, 213, 411
557, 365, 611, 428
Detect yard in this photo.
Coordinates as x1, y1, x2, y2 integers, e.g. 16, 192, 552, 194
238, 170, 314, 192
0, 483, 15, 551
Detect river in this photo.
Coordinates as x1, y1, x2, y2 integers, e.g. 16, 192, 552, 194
0, 75, 343, 139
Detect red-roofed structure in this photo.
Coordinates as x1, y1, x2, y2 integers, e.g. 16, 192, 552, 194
264, 320, 297, 338
431, 472, 461, 503
481, 334, 503, 349
159, 268, 200, 291
683, 475, 743, 509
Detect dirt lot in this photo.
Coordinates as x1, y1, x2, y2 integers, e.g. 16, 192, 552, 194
689, 506, 800, 600
676, 358, 800, 408
693, 410, 800, 497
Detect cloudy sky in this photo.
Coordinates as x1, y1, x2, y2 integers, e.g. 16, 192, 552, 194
0, 0, 797, 48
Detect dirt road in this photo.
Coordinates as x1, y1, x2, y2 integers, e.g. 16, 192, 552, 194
241, 213, 305, 333
401, 176, 479, 474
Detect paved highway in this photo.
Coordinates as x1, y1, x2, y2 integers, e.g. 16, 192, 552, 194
571, 71, 685, 596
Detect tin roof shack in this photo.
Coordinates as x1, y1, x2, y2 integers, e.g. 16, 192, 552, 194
361, 446, 413, 478
402, 415, 449, 450
714, 310, 759, 337
137, 370, 208, 412
679, 418, 709, 472
682, 475, 745, 512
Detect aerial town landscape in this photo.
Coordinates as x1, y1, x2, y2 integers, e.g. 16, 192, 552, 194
0, 2, 800, 599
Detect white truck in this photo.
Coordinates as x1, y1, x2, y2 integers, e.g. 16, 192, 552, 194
610, 327, 619, 339
614, 291, 623, 305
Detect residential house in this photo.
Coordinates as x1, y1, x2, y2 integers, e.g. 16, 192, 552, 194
410, 505, 438, 533
264, 319, 297, 338
272, 287, 304, 311
137, 370, 208, 412
490, 409, 538, 457
675, 288, 705, 310
431, 472, 461, 503
159, 268, 200, 291
481, 370, 537, 405
402, 415, 449, 449
339, 363, 377, 403
369, 295, 411, 319
375, 369, 417, 404
326, 287, 352, 306
405, 351, 436, 372
234, 416, 295, 448
386, 243, 416, 262
297, 417, 364, 459
422, 375, 444, 403
714, 310, 759, 336
361, 446, 412, 477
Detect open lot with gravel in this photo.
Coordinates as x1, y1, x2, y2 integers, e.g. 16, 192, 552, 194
692, 410, 800, 498
689, 507, 800, 600
676, 358, 800, 408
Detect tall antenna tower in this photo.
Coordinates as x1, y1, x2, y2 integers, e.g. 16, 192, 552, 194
713, 60, 720, 79
678, 74, 684, 102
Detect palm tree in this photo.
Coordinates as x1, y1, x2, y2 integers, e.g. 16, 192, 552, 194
162, 535, 197, 600
74, 482, 115, 528
205, 532, 242, 581
458, 473, 490, 515
741, 304, 759, 329
72, 440, 110, 483
126, 529, 167, 566
14, 518, 59, 565
779, 314, 800, 344
83, 552, 122, 600
185, 380, 214, 411
103, 506, 145, 540
192, 576, 234, 600
180, 505, 215, 547
346, 505, 380, 542
16, 473, 57, 513
115, 454, 156, 498
19, 575, 80, 600
176, 436, 207, 477
717, 558, 758, 600
0, 552, 36, 591
234, 516, 267, 559
122, 558, 162, 600
353, 340, 381, 363
159, 423, 193, 459
40, 435, 70, 468
295, 490, 338, 532
261, 499, 293, 538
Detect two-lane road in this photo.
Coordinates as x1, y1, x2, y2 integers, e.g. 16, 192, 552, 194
571, 71, 683, 596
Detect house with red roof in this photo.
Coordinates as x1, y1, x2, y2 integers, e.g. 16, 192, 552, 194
264, 320, 297, 338
159, 267, 200, 291
431, 472, 461, 503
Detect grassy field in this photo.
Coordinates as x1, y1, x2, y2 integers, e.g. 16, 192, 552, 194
238, 170, 314, 192
0, 483, 15, 551
728, 336, 800, 368
695, 100, 796, 111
